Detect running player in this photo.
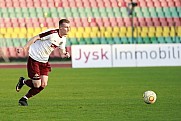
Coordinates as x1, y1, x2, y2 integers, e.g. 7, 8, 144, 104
16, 19, 70, 106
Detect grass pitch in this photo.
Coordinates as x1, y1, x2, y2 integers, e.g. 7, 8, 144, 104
0, 66, 181, 121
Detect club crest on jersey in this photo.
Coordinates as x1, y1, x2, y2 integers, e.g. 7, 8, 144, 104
51, 44, 58, 49
59, 42, 63, 45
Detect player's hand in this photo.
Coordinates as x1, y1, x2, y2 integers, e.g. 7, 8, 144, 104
17, 47, 24, 54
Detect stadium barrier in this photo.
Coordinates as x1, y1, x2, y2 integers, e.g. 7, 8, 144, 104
71, 44, 181, 68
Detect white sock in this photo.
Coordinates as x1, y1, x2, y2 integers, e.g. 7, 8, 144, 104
22, 79, 26, 84
23, 96, 28, 100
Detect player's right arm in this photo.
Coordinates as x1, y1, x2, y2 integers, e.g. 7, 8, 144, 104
17, 35, 40, 53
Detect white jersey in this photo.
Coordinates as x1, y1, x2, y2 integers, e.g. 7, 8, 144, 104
29, 29, 66, 63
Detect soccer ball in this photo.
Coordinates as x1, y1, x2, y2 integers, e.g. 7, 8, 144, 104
143, 91, 157, 104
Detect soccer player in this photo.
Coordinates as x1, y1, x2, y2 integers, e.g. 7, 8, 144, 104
16, 19, 71, 106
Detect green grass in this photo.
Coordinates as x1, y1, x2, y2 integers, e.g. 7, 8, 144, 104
0, 67, 181, 121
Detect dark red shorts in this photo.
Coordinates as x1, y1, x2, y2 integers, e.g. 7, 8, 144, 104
27, 57, 51, 80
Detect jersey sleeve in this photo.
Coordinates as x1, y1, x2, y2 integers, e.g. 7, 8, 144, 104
39, 32, 51, 41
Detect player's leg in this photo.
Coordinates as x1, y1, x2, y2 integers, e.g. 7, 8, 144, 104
19, 75, 48, 106
40, 75, 48, 88
16, 77, 35, 92
25, 75, 48, 98
24, 79, 43, 98
18, 57, 41, 106
16, 57, 38, 92
18, 58, 51, 106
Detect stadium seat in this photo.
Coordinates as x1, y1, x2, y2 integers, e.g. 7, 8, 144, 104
103, 18, 111, 27
143, 37, 151, 44
124, 18, 132, 26
175, 0, 181, 6
178, 26, 181, 36
89, 0, 97, 7
136, 37, 144, 44
84, 38, 93, 44
75, 0, 84, 7
135, 7, 143, 18
141, 31, 148, 38
75, 32, 83, 38
173, 18, 181, 26
112, 7, 121, 17
66, 39, 71, 46
61, 1, 69, 7
152, 18, 161, 26
84, 8, 93, 17
78, 38, 86, 45
145, 18, 154, 26
170, 26, 177, 37
161, 1, 169, 7
82, 28, 90, 38
120, 8, 129, 17
7, 47, 17, 58
74, 18, 83, 27
12, 38, 21, 47
69, 38, 79, 45
6, 1, 13, 7
150, 37, 158, 43
165, 37, 173, 43
121, 37, 129, 44
113, 27, 120, 33
19, 38, 27, 46
170, 7, 179, 17
149, 9, 158, 18
100, 37, 108, 44
162, 7, 172, 17
142, 27, 149, 34
137, 18, 147, 26
160, 18, 168, 26
156, 8, 165, 18
118, 32, 126, 37
110, 0, 119, 7
104, 31, 112, 38
142, 8, 150, 18
82, 1, 91, 7
146, 0, 155, 7
157, 37, 166, 43
148, 32, 155, 38
126, 27, 132, 37
112, 30, 118, 38
109, 17, 118, 27
155, 27, 163, 37
106, 38, 115, 44
116, 17, 125, 26
153, 0, 161, 7
113, 37, 122, 44
167, 1, 175, 7
175, 37, 181, 43
163, 27, 170, 37
11, 33, 19, 38
0, 1, 6, 7
92, 38, 100, 44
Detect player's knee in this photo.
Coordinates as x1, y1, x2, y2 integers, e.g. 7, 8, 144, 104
41, 83, 47, 88
32, 79, 41, 88
33, 83, 41, 88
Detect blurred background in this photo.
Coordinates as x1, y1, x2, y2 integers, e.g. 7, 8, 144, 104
0, 0, 180, 63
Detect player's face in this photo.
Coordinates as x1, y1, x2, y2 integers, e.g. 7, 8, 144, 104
59, 23, 70, 36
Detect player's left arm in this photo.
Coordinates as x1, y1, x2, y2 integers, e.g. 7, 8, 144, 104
59, 48, 70, 58
17, 35, 41, 53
